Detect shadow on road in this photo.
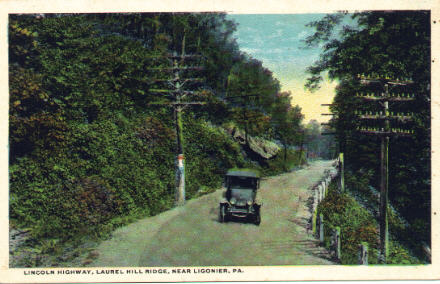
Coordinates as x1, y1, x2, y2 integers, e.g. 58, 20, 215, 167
288, 216, 309, 228
209, 206, 258, 226
258, 239, 334, 261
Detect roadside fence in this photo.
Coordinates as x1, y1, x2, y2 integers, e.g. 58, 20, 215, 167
310, 153, 368, 264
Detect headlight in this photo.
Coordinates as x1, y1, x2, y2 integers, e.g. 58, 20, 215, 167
230, 198, 237, 205
247, 200, 252, 206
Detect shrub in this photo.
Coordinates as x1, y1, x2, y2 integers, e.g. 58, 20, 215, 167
387, 239, 419, 264
318, 184, 379, 264
67, 176, 120, 229
183, 116, 246, 198
261, 149, 305, 176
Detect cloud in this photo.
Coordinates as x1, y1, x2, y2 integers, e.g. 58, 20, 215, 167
228, 14, 338, 123
268, 29, 284, 39
265, 48, 284, 54
279, 36, 300, 43
252, 35, 265, 45
241, 26, 258, 33
296, 30, 309, 40
241, 47, 261, 54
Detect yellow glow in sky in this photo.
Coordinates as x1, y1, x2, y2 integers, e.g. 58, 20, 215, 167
226, 14, 340, 123
281, 78, 338, 123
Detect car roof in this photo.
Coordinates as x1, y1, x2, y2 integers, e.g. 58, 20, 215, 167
226, 168, 261, 178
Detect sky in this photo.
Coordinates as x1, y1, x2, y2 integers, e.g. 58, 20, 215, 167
226, 14, 338, 123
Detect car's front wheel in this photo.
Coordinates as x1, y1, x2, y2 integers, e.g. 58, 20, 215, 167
254, 211, 261, 226
219, 204, 228, 223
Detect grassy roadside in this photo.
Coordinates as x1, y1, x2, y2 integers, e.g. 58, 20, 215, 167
317, 178, 423, 264
9, 137, 306, 268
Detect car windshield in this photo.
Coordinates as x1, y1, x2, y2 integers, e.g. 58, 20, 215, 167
228, 176, 257, 189
230, 188, 254, 201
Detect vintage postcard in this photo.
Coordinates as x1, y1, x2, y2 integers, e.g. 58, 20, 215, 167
0, 0, 439, 282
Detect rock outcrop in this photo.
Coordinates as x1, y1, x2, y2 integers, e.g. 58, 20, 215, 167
226, 125, 280, 159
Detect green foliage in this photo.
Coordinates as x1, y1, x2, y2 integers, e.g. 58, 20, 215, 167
306, 11, 431, 257
318, 183, 379, 264
304, 120, 336, 160
387, 239, 420, 265
270, 91, 305, 166
225, 58, 281, 140
9, 13, 306, 266
262, 149, 305, 176
184, 116, 245, 198
319, 177, 421, 264
9, 66, 67, 160
345, 165, 427, 262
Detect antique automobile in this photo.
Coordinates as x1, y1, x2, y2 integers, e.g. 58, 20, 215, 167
219, 169, 261, 225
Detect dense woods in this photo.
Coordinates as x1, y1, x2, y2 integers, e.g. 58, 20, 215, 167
9, 11, 430, 267
9, 13, 310, 266
305, 11, 431, 261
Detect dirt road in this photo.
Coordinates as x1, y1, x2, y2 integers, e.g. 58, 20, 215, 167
90, 160, 335, 267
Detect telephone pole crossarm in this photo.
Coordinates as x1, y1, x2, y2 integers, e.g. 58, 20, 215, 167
146, 54, 205, 59
148, 89, 204, 96
356, 74, 414, 85
222, 94, 260, 101
147, 66, 204, 71
173, 102, 207, 105
356, 96, 415, 102
167, 54, 205, 59
357, 130, 413, 137
149, 101, 206, 105
152, 78, 205, 83
359, 115, 413, 121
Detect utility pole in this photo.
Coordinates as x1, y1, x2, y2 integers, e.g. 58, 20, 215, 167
148, 52, 206, 206
321, 105, 337, 136
354, 74, 415, 263
299, 129, 305, 163
321, 121, 337, 160
321, 106, 341, 185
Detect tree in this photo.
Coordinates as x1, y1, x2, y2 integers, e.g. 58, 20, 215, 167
304, 120, 321, 157
304, 11, 431, 250
271, 91, 304, 170
9, 13, 306, 254
225, 57, 281, 143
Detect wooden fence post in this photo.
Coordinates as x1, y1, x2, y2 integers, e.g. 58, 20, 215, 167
314, 186, 319, 205
339, 153, 345, 192
358, 242, 368, 265
318, 185, 322, 202
333, 227, 341, 261
316, 185, 321, 205
319, 214, 324, 243
325, 177, 330, 196
312, 208, 318, 235
421, 242, 431, 263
